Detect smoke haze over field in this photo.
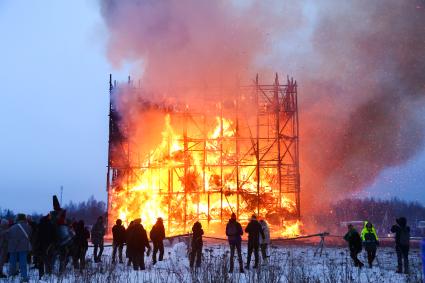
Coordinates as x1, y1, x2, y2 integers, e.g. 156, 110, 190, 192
100, 0, 425, 213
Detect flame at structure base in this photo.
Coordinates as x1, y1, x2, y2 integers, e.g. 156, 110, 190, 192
106, 74, 301, 237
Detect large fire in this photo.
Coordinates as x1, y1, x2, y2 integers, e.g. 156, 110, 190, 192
107, 77, 301, 238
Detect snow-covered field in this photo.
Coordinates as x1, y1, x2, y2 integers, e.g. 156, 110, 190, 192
2, 240, 423, 282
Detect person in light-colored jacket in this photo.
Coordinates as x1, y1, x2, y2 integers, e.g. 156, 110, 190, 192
0, 219, 9, 278
259, 219, 270, 263
7, 213, 32, 282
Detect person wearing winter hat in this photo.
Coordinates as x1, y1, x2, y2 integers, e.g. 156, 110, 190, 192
7, 213, 32, 282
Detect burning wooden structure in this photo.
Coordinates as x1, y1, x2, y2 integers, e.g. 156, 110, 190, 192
106, 74, 301, 236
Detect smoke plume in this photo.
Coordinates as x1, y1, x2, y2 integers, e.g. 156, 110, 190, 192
99, 0, 425, 213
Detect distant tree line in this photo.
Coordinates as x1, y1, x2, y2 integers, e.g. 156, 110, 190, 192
64, 196, 106, 225
316, 197, 425, 235
0, 196, 106, 226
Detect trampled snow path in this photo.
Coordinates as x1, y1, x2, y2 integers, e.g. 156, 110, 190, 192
1, 240, 423, 282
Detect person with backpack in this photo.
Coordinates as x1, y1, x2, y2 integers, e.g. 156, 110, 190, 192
150, 217, 165, 265
344, 224, 364, 268
112, 219, 126, 264
361, 221, 379, 268
91, 216, 105, 263
259, 219, 270, 264
245, 214, 265, 269
7, 213, 32, 282
391, 217, 410, 274
225, 213, 244, 273
190, 221, 204, 269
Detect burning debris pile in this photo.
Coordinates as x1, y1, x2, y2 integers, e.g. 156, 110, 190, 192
106, 75, 301, 237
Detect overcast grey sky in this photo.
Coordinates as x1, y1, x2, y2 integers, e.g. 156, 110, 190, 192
0, 1, 424, 215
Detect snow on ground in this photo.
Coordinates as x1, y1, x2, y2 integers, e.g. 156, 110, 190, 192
1, 240, 423, 282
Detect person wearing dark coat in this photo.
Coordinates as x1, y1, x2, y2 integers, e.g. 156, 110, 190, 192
391, 217, 410, 274
245, 214, 265, 269
34, 214, 57, 279
344, 224, 364, 268
7, 213, 32, 282
226, 213, 244, 273
126, 219, 151, 270
112, 219, 126, 263
190, 221, 204, 268
72, 220, 90, 270
91, 216, 105, 263
0, 219, 9, 278
361, 221, 379, 268
150, 217, 165, 265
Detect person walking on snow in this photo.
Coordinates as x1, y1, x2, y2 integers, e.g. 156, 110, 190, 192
259, 219, 270, 264
112, 219, 126, 263
226, 213, 244, 273
391, 217, 410, 274
361, 221, 379, 268
344, 224, 364, 268
7, 213, 32, 282
150, 217, 165, 265
245, 214, 265, 269
91, 216, 105, 263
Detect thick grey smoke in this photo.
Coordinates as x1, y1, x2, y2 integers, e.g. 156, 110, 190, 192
100, 0, 425, 212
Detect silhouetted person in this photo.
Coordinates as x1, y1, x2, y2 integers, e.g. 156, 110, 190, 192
344, 224, 364, 268
259, 219, 270, 264
190, 221, 204, 268
126, 221, 135, 266
226, 213, 243, 273
421, 237, 425, 281
126, 219, 150, 270
150, 217, 165, 265
72, 220, 90, 270
391, 217, 410, 274
361, 221, 379, 268
34, 214, 56, 279
112, 219, 126, 263
0, 219, 8, 278
245, 214, 265, 269
7, 213, 32, 282
91, 216, 105, 263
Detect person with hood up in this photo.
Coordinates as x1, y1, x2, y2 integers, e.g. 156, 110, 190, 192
361, 221, 379, 268
150, 217, 165, 265
391, 217, 410, 274
225, 213, 244, 273
112, 219, 126, 264
344, 224, 364, 268
190, 221, 204, 269
91, 216, 105, 263
0, 219, 9, 278
259, 219, 270, 264
245, 214, 265, 269
7, 213, 32, 282
126, 218, 151, 270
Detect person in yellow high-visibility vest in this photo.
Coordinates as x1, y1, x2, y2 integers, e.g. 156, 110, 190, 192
361, 221, 379, 268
